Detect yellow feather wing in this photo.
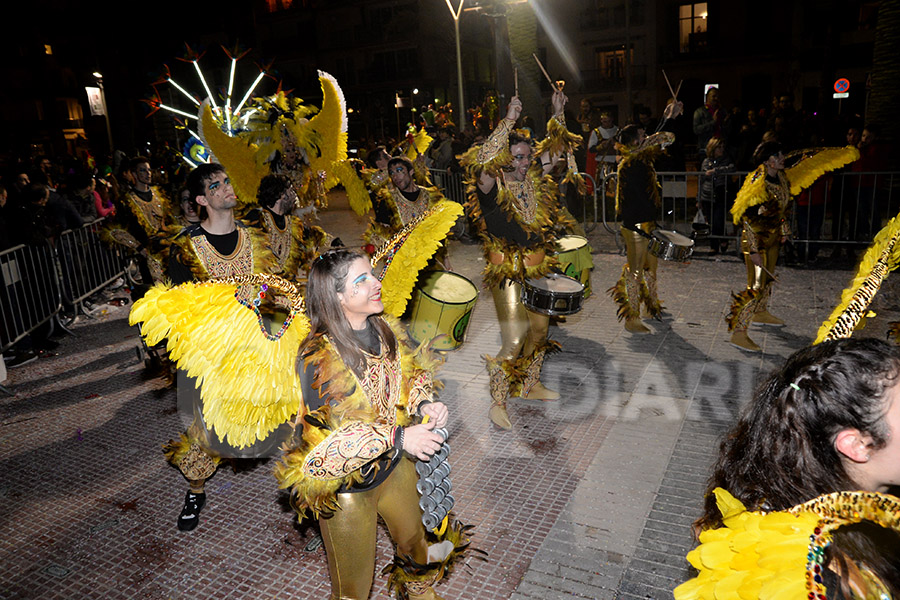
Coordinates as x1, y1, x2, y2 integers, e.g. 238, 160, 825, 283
785, 146, 860, 195
307, 71, 348, 191
376, 200, 464, 317
129, 280, 308, 449
815, 212, 900, 343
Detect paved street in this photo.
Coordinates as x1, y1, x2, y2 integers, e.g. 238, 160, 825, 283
3, 192, 897, 600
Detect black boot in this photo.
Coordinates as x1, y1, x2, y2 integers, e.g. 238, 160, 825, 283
177, 491, 206, 531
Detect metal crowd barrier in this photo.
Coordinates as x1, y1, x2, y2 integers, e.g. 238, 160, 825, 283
594, 169, 898, 253
56, 218, 129, 312
0, 242, 63, 355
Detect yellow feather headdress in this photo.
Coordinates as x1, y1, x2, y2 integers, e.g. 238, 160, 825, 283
814, 212, 900, 344
674, 488, 900, 600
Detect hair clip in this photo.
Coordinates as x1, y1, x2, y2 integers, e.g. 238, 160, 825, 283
789, 383, 801, 391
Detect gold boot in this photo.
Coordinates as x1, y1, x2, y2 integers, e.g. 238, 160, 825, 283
640, 268, 663, 320
520, 349, 560, 401
726, 289, 761, 352
751, 283, 784, 326
488, 362, 512, 429
730, 330, 761, 353
609, 266, 650, 334
405, 581, 445, 600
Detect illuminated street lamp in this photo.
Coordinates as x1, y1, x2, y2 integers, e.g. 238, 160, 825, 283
444, 0, 465, 126
92, 72, 114, 152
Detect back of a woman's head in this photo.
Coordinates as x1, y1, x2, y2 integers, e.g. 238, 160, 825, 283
701, 338, 900, 527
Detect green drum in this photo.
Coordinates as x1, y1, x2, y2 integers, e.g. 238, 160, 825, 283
408, 271, 478, 350
556, 235, 594, 298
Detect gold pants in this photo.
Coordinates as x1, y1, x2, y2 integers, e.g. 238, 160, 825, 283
621, 223, 657, 280
319, 458, 428, 600
741, 227, 780, 291
491, 280, 549, 361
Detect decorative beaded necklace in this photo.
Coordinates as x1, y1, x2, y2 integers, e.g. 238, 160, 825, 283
502, 174, 537, 224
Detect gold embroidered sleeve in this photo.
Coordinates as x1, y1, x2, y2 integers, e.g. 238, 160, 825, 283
742, 219, 758, 254
407, 370, 433, 415
475, 118, 515, 165
302, 420, 396, 480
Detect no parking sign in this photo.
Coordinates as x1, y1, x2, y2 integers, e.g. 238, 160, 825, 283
833, 78, 850, 98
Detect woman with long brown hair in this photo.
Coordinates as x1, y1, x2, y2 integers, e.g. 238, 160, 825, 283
276, 249, 462, 600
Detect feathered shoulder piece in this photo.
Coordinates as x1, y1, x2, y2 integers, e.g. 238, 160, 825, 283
534, 115, 582, 159
786, 146, 860, 196
331, 158, 371, 216
372, 201, 464, 317
128, 273, 308, 449
815, 212, 900, 343
674, 488, 900, 600
617, 142, 666, 167
730, 165, 768, 225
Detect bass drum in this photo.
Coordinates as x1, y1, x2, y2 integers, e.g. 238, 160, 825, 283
556, 235, 594, 298
648, 230, 694, 262
408, 271, 478, 350
521, 273, 585, 316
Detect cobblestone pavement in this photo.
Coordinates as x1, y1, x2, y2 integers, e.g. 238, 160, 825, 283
2, 193, 898, 600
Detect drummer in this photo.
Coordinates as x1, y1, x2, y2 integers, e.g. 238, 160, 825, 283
608, 101, 682, 334
458, 89, 580, 430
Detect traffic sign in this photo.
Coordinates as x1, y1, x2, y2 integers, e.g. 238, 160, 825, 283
834, 78, 850, 93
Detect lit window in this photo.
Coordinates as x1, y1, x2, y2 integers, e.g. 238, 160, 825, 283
678, 3, 707, 53
44, 44, 53, 55
595, 46, 629, 81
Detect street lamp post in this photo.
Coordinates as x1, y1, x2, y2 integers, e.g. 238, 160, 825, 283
444, 0, 465, 127
93, 72, 114, 153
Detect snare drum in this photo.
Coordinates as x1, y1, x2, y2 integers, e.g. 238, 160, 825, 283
556, 235, 594, 298
409, 271, 478, 350
648, 230, 694, 262
521, 273, 585, 316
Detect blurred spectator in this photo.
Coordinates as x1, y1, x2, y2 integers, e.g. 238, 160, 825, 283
697, 137, 734, 253
588, 111, 619, 180
0, 185, 10, 250
635, 106, 658, 134
429, 127, 455, 170
693, 87, 723, 157
67, 173, 100, 221
796, 173, 831, 264
850, 124, 889, 242
575, 99, 597, 171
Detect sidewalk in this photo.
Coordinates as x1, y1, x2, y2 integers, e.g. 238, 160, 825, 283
1, 192, 896, 600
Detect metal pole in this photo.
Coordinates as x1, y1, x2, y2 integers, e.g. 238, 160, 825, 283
98, 80, 114, 153
455, 17, 465, 126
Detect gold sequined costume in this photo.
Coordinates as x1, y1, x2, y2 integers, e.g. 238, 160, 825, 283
727, 147, 860, 352
459, 116, 576, 429
276, 316, 470, 600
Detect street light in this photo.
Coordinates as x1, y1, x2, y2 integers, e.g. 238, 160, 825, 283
93, 72, 114, 154
444, 0, 465, 127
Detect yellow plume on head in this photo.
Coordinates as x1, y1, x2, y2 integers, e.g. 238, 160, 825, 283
307, 71, 348, 191
199, 102, 266, 207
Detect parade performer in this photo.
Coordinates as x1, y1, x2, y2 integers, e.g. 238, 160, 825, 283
675, 338, 900, 600
607, 100, 682, 335
276, 249, 471, 600
364, 155, 449, 260
168, 163, 275, 287
243, 174, 326, 281
459, 90, 577, 430
106, 157, 178, 289
727, 142, 859, 352
163, 162, 276, 531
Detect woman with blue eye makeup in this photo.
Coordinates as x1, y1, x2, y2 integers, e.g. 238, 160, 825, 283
276, 249, 468, 600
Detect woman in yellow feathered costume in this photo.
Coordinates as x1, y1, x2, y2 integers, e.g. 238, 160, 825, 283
676, 338, 900, 600
727, 141, 859, 352
275, 249, 469, 600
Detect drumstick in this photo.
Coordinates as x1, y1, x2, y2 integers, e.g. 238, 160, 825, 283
759, 264, 779, 282
674, 80, 683, 101
532, 53, 558, 91
514, 67, 518, 97
662, 69, 677, 100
